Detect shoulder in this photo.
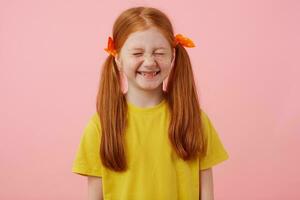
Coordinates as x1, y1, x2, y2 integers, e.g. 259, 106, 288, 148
200, 109, 208, 119
199, 109, 217, 138
90, 112, 100, 125
200, 109, 211, 126
85, 112, 101, 133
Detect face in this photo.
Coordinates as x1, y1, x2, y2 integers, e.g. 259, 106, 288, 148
115, 27, 175, 93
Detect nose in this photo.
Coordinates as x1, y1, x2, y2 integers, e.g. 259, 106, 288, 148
143, 54, 156, 66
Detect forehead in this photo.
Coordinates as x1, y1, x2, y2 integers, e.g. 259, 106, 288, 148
123, 27, 170, 50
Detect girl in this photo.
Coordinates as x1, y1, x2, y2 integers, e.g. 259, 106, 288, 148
72, 6, 229, 200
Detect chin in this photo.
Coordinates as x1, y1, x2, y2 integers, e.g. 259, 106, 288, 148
137, 82, 164, 91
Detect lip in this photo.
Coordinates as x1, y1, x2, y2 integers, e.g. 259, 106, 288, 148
137, 70, 160, 73
137, 71, 161, 79
137, 71, 160, 75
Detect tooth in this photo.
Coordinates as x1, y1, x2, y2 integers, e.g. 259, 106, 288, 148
139, 71, 159, 77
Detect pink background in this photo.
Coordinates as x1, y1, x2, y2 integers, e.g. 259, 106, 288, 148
1, 0, 299, 199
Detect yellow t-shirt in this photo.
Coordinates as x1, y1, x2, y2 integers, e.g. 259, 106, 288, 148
71, 99, 229, 200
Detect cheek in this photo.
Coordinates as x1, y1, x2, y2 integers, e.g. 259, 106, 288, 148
122, 61, 140, 75
157, 57, 172, 69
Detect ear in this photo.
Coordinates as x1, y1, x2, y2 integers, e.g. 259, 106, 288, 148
170, 49, 176, 68
114, 55, 122, 71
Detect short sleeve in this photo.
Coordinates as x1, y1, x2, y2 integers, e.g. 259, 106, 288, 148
199, 110, 229, 170
71, 113, 103, 177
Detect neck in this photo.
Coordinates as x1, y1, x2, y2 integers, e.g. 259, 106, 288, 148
125, 85, 165, 108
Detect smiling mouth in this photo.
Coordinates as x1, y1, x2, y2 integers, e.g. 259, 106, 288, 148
136, 71, 161, 79
137, 71, 160, 75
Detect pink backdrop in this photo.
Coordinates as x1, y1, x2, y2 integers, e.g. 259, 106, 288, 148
1, 0, 299, 199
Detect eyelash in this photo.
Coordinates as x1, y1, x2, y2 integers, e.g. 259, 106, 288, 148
133, 53, 165, 56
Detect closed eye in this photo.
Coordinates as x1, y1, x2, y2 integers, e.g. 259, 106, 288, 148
132, 53, 165, 56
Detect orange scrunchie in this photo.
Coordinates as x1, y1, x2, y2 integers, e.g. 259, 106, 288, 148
104, 36, 117, 57
104, 34, 195, 57
173, 34, 196, 48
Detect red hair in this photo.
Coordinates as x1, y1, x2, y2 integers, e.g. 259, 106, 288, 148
96, 6, 205, 172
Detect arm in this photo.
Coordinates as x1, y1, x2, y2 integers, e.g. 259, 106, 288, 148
200, 168, 214, 200
87, 176, 103, 200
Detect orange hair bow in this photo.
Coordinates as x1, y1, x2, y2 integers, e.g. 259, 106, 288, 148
174, 34, 195, 48
104, 36, 117, 57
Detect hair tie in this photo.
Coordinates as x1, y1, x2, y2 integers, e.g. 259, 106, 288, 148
104, 36, 117, 57
174, 34, 195, 48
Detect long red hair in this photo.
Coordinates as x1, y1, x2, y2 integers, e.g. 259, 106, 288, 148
96, 6, 205, 172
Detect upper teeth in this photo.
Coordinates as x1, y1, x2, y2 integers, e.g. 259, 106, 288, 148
138, 71, 159, 75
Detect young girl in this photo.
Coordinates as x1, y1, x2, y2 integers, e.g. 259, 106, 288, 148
72, 6, 229, 200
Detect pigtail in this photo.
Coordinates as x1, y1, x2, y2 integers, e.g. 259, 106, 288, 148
165, 45, 205, 160
96, 55, 128, 171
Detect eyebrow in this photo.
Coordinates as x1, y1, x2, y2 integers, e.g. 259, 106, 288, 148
129, 47, 167, 51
